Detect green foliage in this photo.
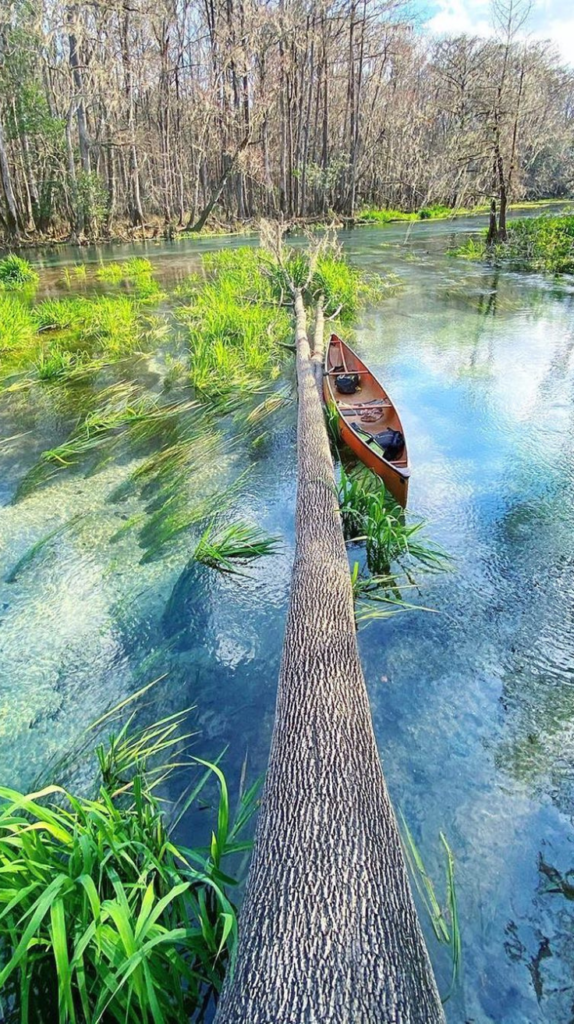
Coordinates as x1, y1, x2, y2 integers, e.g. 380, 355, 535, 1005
4, 515, 83, 583
0, 295, 35, 351
63, 265, 87, 285
350, 562, 433, 625
451, 236, 486, 261
0, 254, 39, 289
400, 817, 461, 1003
357, 206, 416, 223
180, 249, 290, 396
453, 215, 574, 273
311, 256, 360, 319
96, 258, 154, 283
193, 521, 280, 573
77, 170, 110, 230
0, 712, 258, 1023
32, 295, 142, 355
338, 466, 449, 575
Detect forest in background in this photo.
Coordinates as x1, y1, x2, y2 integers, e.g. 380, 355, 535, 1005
0, 0, 573, 242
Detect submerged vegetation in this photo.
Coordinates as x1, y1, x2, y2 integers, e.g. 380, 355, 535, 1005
1, 293, 155, 388
339, 466, 449, 575
453, 214, 574, 274
400, 818, 461, 1003
0, 705, 258, 1023
336, 466, 449, 624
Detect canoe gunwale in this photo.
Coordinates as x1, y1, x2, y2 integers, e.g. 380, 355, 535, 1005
323, 334, 411, 502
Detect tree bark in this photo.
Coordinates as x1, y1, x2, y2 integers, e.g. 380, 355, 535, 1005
187, 136, 248, 232
214, 290, 445, 1024
0, 118, 21, 236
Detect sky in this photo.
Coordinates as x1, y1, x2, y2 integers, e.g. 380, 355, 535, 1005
423, 0, 574, 65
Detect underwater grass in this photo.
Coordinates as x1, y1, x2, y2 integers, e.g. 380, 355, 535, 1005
400, 817, 461, 1003
1, 294, 160, 391
4, 514, 84, 583
63, 264, 87, 285
0, 294, 36, 351
0, 254, 39, 289
193, 520, 280, 574
0, 706, 259, 1023
350, 562, 436, 627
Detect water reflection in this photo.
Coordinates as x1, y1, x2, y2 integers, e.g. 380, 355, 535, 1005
1, 214, 574, 1021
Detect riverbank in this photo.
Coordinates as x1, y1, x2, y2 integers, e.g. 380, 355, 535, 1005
2, 199, 573, 254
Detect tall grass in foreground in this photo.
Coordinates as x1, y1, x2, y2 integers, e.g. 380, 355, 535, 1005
0, 708, 258, 1023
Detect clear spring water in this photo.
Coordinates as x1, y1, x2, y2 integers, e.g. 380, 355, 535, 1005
1, 213, 574, 1022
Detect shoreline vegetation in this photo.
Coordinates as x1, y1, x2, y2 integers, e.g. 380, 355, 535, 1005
453, 212, 574, 274
1, 199, 573, 252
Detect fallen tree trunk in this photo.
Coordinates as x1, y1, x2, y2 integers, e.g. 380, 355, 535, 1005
215, 288, 445, 1024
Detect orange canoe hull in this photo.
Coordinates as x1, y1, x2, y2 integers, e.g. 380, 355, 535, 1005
323, 334, 410, 508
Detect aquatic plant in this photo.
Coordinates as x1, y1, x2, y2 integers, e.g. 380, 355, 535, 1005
0, 253, 39, 288
324, 398, 341, 445
338, 466, 449, 575
180, 253, 291, 396
95, 257, 153, 283
0, 295, 35, 351
32, 295, 142, 354
0, 710, 258, 1023
193, 520, 280, 573
350, 562, 434, 626
311, 255, 361, 320
400, 817, 461, 1003
138, 471, 247, 563
452, 214, 574, 274
63, 264, 87, 285
4, 514, 84, 583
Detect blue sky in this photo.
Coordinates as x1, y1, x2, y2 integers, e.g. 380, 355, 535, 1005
422, 0, 574, 64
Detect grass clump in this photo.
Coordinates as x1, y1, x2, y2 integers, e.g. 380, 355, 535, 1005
339, 466, 449, 575
0, 295, 35, 351
63, 264, 87, 285
453, 214, 574, 274
0, 708, 257, 1023
0, 253, 39, 289
180, 248, 291, 396
32, 295, 142, 354
193, 520, 280, 573
96, 257, 153, 283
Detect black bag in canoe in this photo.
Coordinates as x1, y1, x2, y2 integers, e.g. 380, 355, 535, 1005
335, 373, 359, 394
373, 428, 404, 460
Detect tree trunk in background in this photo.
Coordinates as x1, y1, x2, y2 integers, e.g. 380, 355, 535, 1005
214, 289, 445, 1024
0, 119, 21, 236
187, 136, 248, 231
67, 13, 90, 174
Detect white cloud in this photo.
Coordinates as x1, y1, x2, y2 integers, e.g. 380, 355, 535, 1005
425, 0, 574, 65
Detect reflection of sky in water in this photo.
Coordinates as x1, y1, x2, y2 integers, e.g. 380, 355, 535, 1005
1, 212, 574, 1021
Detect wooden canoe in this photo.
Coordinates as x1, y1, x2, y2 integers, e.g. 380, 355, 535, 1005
323, 333, 410, 507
